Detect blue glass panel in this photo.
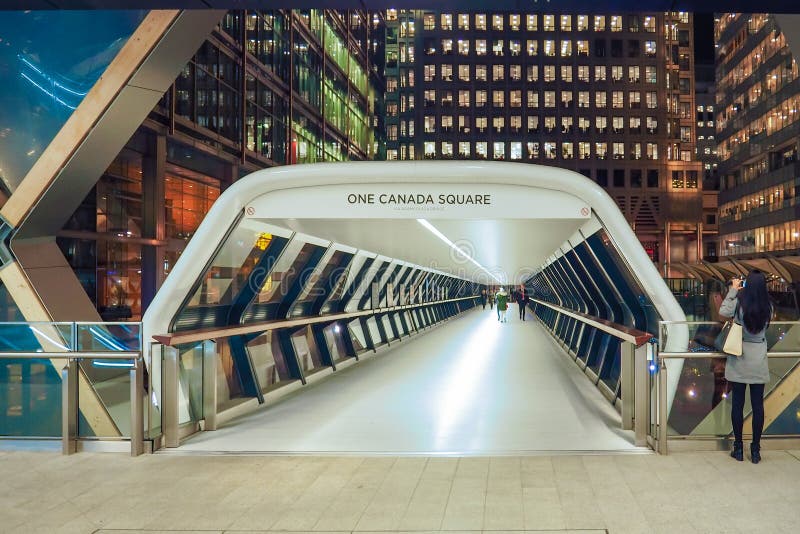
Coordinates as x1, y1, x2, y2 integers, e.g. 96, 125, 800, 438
0, 10, 148, 192
0, 359, 61, 437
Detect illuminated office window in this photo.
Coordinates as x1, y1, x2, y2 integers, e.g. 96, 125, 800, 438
577, 15, 589, 31
510, 142, 522, 160
492, 14, 503, 30
544, 40, 555, 56
630, 116, 641, 133
441, 64, 453, 81
680, 125, 691, 142
509, 40, 521, 56
528, 116, 539, 133
510, 14, 521, 30
527, 65, 538, 82
672, 170, 684, 188
544, 141, 557, 159
493, 64, 505, 81
577, 40, 589, 56
492, 90, 505, 107
387, 125, 398, 140
594, 15, 605, 31
544, 116, 556, 133
645, 66, 657, 84
561, 91, 573, 108
442, 39, 453, 55
578, 91, 590, 108
510, 64, 522, 81
458, 90, 470, 107
526, 14, 538, 31
645, 40, 656, 57
441, 142, 453, 157
476, 116, 487, 132
612, 91, 624, 108
423, 14, 435, 30
561, 65, 573, 82
476, 39, 487, 56
441, 115, 453, 132
629, 91, 641, 108
424, 64, 436, 81
579, 141, 591, 159
527, 90, 539, 108
440, 90, 452, 107
644, 15, 656, 32
544, 65, 556, 82
510, 115, 522, 131
610, 15, 622, 31
646, 116, 658, 133
613, 142, 625, 159
424, 141, 435, 158
527, 40, 539, 56
561, 116, 574, 133
646, 91, 658, 109
476, 64, 487, 81
458, 14, 469, 30
458, 141, 470, 157
493, 141, 506, 160
544, 15, 555, 31
475, 13, 486, 30
611, 65, 623, 82
629, 65, 640, 83
493, 116, 505, 132
458, 115, 470, 133
561, 15, 572, 31
612, 116, 624, 133
595, 65, 606, 81
646, 142, 658, 160
386, 9, 398, 21
681, 150, 692, 162
510, 90, 522, 107
493, 40, 504, 56
387, 149, 398, 160
476, 141, 488, 158
596, 142, 608, 159
596, 116, 607, 133
544, 91, 556, 108
527, 141, 540, 159
595, 91, 607, 108
424, 89, 436, 106
458, 64, 470, 81
561, 40, 572, 57
424, 115, 436, 133
458, 39, 469, 55
562, 142, 574, 159
579, 116, 590, 132
476, 90, 487, 106
578, 65, 589, 82
631, 142, 642, 160
441, 13, 453, 30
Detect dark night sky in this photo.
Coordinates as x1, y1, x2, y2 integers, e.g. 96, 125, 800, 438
694, 13, 715, 65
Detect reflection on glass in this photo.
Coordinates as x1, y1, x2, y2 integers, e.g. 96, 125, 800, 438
0, 359, 61, 437
246, 332, 294, 395
323, 322, 351, 363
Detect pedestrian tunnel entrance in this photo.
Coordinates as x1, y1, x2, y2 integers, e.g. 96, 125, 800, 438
143, 161, 686, 453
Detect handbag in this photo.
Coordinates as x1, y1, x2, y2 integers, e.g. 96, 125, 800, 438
714, 302, 743, 357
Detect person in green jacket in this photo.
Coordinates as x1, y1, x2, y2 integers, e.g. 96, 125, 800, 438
496, 287, 509, 322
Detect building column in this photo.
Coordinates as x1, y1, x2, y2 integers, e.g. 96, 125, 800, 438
141, 133, 166, 313
664, 221, 671, 277
696, 222, 703, 262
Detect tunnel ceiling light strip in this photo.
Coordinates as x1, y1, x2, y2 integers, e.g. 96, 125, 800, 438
416, 219, 502, 284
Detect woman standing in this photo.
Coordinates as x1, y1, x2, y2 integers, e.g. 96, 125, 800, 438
719, 270, 772, 464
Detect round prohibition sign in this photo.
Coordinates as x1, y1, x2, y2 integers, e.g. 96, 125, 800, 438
246, 206, 255, 216
580, 207, 590, 217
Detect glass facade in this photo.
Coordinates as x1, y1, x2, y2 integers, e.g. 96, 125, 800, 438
716, 13, 800, 257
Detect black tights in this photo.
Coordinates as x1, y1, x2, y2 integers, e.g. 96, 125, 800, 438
730, 381, 765, 446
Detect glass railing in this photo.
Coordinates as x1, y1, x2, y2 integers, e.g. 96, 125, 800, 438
655, 320, 800, 450
0, 322, 144, 455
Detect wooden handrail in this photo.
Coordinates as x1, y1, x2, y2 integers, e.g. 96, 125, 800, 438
531, 298, 653, 346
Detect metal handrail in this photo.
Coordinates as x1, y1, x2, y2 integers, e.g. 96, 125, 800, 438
154, 295, 481, 346
532, 298, 652, 346
0, 352, 140, 359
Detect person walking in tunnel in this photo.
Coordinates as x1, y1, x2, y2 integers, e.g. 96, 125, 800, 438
719, 270, 772, 464
489, 288, 495, 310
496, 287, 509, 323
481, 288, 487, 309
517, 284, 530, 321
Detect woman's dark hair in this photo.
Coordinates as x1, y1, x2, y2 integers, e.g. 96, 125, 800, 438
739, 270, 772, 333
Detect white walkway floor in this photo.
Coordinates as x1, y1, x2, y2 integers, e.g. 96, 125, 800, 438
179, 308, 640, 454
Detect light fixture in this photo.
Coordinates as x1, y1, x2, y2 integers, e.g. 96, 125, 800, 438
416, 219, 502, 284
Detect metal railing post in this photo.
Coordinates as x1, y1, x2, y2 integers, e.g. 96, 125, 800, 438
633, 343, 649, 447
203, 340, 217, 431
163, 345, 180, 448
61, 358, 77, 455
658, 357, 669, 455
130, 356, 144, 457
620, 341, 634, 431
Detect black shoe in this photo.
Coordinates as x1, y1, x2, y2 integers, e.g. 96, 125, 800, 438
730, 440, 744, 461
750, 443, 761, 464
